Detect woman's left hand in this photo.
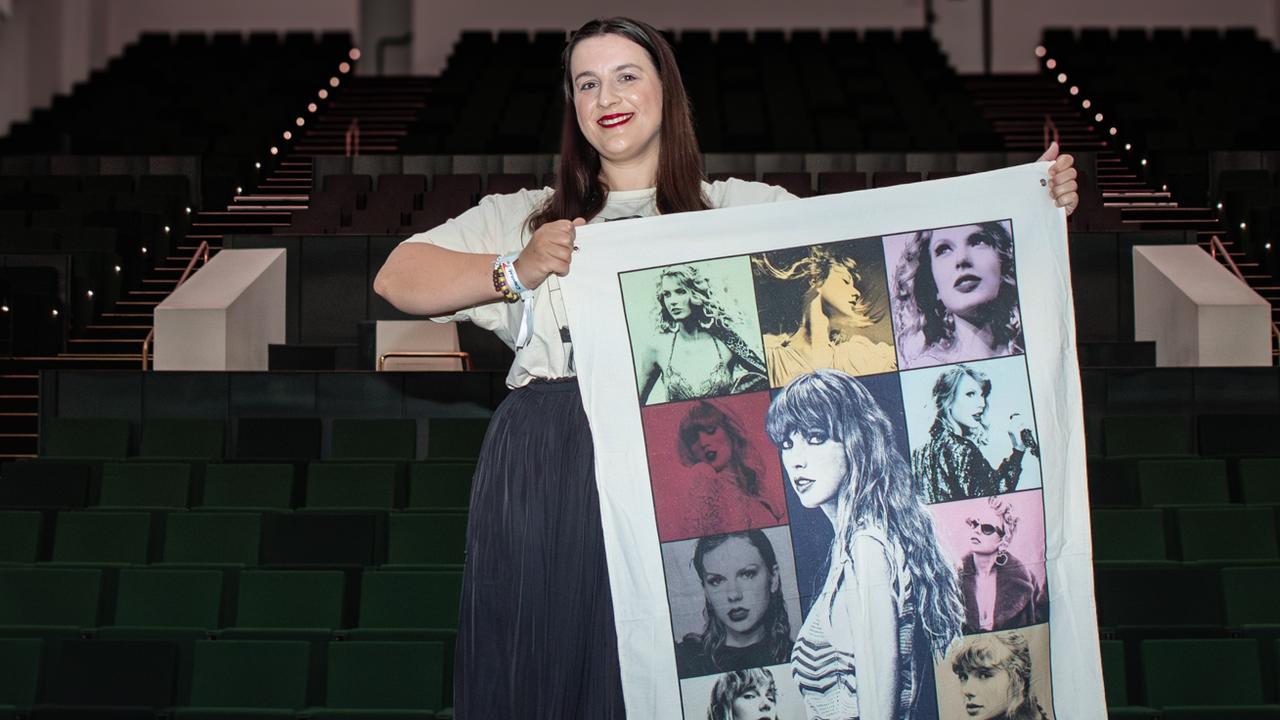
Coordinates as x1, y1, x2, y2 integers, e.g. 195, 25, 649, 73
1038, 141, 1079, 217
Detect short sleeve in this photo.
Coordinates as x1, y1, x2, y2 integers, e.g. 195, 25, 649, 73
397, 188, 550, 327
705, 178, 800, 208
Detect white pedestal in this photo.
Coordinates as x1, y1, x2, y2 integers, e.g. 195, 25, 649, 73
154, 249, 286, 371
1133, 245, 1271, 367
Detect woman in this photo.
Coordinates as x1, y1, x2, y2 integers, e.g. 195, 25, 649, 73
673, 400, 783, 539
753, 244, 897, 385
373, 16, 1079, 717
956, 496, 1048, 634
913, 364, 1035, 504
893, 220, 1023, 369
676, 530, 793, 678
766, 369, 964, 720
949, 632, 1051, 720
637, 264, 768, 403
706, 667, 780, 720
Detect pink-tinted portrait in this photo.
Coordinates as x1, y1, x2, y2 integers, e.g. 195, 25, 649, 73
930, 490, 1049, 634
642, 391, 788, 542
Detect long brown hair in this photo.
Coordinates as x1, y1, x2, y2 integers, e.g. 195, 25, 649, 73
527, 17, 708, 232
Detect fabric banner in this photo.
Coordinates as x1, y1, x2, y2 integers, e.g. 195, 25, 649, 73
561, 163, 1103, 719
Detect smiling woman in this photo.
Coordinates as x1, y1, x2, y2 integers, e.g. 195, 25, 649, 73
370, 12, 1076, 717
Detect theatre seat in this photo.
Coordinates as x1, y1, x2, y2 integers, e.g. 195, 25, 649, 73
175, 640, 311, 717
308, 640, 446, 718
1142, 639, 1280, 717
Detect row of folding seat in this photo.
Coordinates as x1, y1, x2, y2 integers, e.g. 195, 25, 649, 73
0, 31, 352, 158
0, 637, 450, 718
1039, 26, 1280, 156
421, 28, 995, 154
0, 460, 472, 514
1088, 456, 1280, 507
1093, 506, 1280, 564
36, 416, 490, 461
1096, 413, 1280, 458
1102, 637, 1280, 717
0, 509, 465, 567
0, 565, 461, 635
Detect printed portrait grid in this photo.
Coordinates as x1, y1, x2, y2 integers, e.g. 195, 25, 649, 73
617, 219, 1056, 719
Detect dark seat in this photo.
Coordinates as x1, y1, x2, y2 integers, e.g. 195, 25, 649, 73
29, 639, 178, 719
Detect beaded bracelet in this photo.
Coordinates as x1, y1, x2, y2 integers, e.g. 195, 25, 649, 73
492, 256, 520, 304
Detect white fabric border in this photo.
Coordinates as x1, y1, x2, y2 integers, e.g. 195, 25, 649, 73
560, 162, 1104, 718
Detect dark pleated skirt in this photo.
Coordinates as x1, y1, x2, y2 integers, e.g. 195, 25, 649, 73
454, 379, 627, 719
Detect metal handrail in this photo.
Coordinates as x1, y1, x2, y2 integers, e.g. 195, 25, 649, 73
345, 117, 360, 157
141, 240, 210, 370
377, 351, 473, 372
1043, 114, 1060, 150
1208, 234, 1280, 347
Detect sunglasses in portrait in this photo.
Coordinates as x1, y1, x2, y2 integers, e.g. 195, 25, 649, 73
965, 518, 1005, 537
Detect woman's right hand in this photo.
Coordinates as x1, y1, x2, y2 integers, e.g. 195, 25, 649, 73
513, 217, 585, 290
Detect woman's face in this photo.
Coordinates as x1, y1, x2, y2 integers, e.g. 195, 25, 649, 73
966, 505, 1006, 557
700, 536, 779, 644
929, 225, 1003, 320
817, 264, 862, 318
660, 276, 694, 322
689, 423, 732, 472
947, 374, 988, 433
779, 429, 847, 508
956, 660, 1014, 720
731, 683, 778, 720
570, 33, 664, 167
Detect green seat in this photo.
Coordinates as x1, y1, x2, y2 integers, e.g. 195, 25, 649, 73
0, 511, 41, 564
308, 641, 444, 717
1142, 639, 1280, 716
43, 418, 130, 459
199, 463, 294, 510
1091, 509, 1170, 564
1137, 458, 1229, 507
305, 462, 399, 510
425, 418, 489, 460
97, 462, 192, 509
331, 419, 416, 460
0, 638, 43, 711
110, 567, 223, 630
386, 513, 467, 568
1224, 567, 1280, 627
162, 511, 262, 566
175, 639, 310, 716
140, 418, 225, 460
50, 510, 152, 564
1240, 459, 1280, 504
0, 567, 102, 631
355, 571, 462, 633
1103, 415, 1194, 458
1101, 639, 1160, 717
225, 569, 345, 633
1176, 507, 1278, 563
407, 462, 473, 511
